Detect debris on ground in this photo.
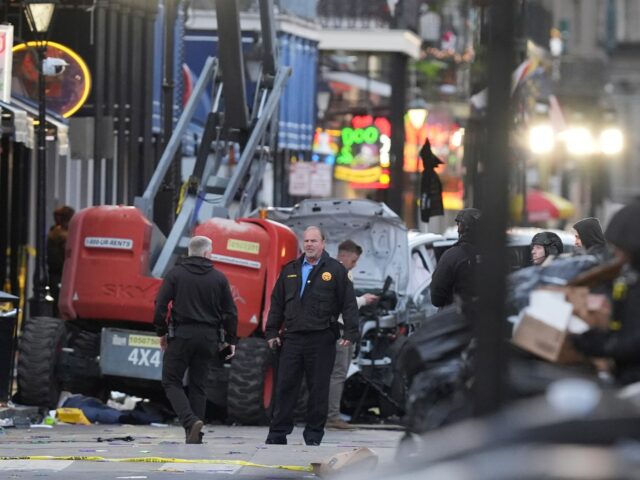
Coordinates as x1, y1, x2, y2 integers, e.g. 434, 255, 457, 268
311, 447, 378, 477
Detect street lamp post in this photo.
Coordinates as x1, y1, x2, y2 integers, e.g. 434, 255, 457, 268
23, 0, 57, 318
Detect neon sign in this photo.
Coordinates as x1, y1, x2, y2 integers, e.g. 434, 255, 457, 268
334, 115, 390, 189
312, 128, 340, 165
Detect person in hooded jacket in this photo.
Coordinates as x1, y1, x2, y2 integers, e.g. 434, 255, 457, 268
154, 235, 238, 444
571, 202, 640, 385
573, 217, 610, 262
431, 208, 481, 309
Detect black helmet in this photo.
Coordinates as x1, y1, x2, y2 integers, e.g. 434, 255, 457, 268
531, 231, 564, 257
455, 208, 481, 242
455, 208, 481, 228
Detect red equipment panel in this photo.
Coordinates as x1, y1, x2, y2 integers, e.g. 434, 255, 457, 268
241, 218, 299, 330
195, 218, 275, 338
59, 207, 299, 337
59, 206, 160, 323
194, 218, 298, 336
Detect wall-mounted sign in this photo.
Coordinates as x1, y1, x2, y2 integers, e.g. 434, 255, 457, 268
12, 41, 91, 118
288, 161, 333, 197
0, 25, 14, 103
333, 115, 390, 190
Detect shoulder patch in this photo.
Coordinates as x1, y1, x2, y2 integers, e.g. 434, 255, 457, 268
347, 271, 354, 282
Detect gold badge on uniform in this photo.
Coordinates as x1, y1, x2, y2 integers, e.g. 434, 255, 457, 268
322, 272, 332, 281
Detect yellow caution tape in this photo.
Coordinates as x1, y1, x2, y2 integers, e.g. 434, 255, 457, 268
0, 456, 313, 472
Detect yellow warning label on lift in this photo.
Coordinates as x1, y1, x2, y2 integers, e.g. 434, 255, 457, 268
227, 239, 260, 254
128, 335, 161, 348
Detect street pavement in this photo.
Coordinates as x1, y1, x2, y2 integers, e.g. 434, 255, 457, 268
0, 422, 404, 479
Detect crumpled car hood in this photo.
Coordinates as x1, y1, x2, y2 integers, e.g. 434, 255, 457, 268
269, 199, 409, 302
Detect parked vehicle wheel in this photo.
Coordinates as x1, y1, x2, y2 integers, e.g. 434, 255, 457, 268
60, 328, 102, 397
17, 316, 66, 408
227, 337, 274, 425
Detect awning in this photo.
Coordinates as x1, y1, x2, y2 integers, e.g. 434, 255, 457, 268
278, 33, 318, 151
0, 97, 69, 156
512, 189, 575, 223
323, 71, 391, 97
0, 100, 33, 149
318, 28, 421, 59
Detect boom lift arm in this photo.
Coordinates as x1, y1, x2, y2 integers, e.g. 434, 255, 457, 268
136, 0, 290, 278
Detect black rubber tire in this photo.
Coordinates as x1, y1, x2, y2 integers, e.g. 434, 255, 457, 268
17, 316, 66, 409
60, 328, 102, 397
69, 329, 101, 357
227, 337, 274, 425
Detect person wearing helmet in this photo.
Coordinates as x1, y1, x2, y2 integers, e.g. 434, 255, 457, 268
530, 231, 563, 266
571, 201, 640, 385
573, 217, 610, 262
431, 208, 481, 309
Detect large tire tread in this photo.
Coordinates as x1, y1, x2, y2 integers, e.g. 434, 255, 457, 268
17, 316, 66, 408
61, 328, 102, 396
227, 337, 273, 425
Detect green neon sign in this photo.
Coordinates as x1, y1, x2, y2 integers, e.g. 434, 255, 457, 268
337, 126, 380, 165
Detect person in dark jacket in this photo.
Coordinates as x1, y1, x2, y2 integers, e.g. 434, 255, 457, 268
573, 217, 610, 261
47, 205, 74, 315
431, 208, 481, 309
530, 231, 564, 266
265, 226, 359, 446
327, 239, 377, 430
154, 235, 237, 444
419, 138, 444, 222
571, 202, 640, 385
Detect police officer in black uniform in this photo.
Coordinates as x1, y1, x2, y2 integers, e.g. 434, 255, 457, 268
431, 208, 481, 309
154, 235, 238, 444
265, 226, 359, 446
530, 231, 564, 266
571, 202, 640, 385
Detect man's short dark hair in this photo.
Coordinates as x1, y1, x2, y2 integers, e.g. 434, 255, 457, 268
338, 239, 363, 256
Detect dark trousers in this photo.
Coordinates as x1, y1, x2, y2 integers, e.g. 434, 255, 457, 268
161, 330, 215, 429
267, 329, 337, 445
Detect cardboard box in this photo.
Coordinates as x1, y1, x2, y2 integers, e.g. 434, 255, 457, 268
311, 447, 378, 477
512, 313, 583, 364
511, 289, 585, 364
540, 286, 611, 329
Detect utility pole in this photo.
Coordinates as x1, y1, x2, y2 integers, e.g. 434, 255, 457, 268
155, 0, 178, 235
93, 0, 108, 205
473, 0, 514, 417
385, 0, 407, 218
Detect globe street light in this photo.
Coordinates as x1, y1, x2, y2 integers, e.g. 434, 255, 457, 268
563, 126, 596, 157
23, 0, 58, 317
407, 97, 429, 130
528, 123, 554, 155
599, 127, 624, 156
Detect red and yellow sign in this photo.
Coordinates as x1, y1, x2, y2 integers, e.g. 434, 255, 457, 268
12, 41, 91, 118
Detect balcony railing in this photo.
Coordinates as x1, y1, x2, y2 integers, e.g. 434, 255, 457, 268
316, 0, 419, 32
